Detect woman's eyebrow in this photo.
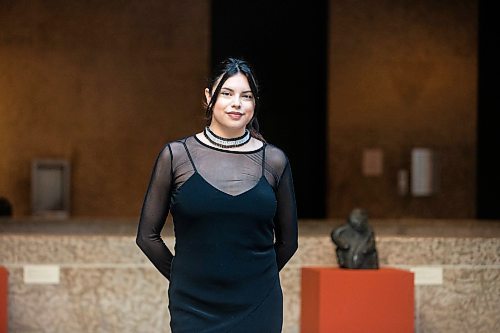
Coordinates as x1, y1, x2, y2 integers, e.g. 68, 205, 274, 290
220, 87, 253, 94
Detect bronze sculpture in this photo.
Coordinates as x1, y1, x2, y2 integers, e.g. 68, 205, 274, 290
331, 208, 379, 269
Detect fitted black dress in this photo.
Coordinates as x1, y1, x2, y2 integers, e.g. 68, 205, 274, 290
136, 135, 298, 333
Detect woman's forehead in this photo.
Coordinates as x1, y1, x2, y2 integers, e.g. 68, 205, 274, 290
221, 73, 250, 89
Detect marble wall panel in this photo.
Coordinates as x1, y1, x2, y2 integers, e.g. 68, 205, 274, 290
295, 236, 500, 267
418, 268, 500, 333
8, 267, 170, 333
378, 237, 500, 266
0, 235, 175, 265
280, 266, 301, 333
296, 236, 337, 266
0, 235, 17, 263
2, 230, 499, 332
276, 235, 500, 332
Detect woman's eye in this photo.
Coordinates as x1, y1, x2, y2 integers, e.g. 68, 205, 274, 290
220, 91, 231, 96
242, 95, 253, 100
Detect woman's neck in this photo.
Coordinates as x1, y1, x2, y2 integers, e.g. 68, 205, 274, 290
208, 124, 246, 139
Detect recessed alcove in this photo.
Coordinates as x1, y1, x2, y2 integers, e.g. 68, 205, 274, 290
31, 159, 71, 218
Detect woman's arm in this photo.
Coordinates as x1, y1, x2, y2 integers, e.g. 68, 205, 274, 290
136, 144, 174, 280
274, 159, 299, 271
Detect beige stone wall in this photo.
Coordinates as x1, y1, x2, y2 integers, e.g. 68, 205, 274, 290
0, 1, 210, 217
2, 218, 499, 332
327, 0, 478, 218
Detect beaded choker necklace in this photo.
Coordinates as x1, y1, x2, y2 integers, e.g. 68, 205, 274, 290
203, 126, 251, 148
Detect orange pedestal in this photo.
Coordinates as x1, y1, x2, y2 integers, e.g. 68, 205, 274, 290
0, 266, 7, 333
301, 267, 414, 333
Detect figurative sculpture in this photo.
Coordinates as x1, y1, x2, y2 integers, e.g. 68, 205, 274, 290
331, 208, 379, 269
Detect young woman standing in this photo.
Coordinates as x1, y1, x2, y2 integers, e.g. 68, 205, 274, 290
137, 58, 298, 332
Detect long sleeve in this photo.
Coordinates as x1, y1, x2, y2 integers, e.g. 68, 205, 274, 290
136, 144, 174, 280
274, 159, 298, 271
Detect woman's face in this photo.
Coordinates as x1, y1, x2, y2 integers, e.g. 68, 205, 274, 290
205, 73, 255, 135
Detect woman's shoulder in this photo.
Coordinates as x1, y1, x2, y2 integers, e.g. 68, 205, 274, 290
264, 142, 290, 169
157, 135, 193, 158
167, 135, 191, 148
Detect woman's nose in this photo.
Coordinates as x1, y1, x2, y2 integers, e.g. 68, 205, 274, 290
232, 95, 241, 107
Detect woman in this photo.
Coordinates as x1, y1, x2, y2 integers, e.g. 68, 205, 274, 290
136, 58, 298, 332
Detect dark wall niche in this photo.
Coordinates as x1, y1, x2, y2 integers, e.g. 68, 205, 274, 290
211, 1, 328, 218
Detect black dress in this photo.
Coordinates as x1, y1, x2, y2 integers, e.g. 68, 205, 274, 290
136, 135, 298, 333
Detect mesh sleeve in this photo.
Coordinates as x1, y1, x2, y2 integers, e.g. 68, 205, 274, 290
136, 144, 174, 280
274, 158, 299, 271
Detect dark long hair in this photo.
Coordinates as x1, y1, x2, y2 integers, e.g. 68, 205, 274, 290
205, 58, 265, 142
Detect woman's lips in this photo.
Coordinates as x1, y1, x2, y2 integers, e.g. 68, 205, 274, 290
227, 112, 243, 120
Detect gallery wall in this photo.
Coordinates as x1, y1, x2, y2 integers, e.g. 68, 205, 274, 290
327, 0, 477, 217
0, 0, 210, 217
0, 0, 477, 218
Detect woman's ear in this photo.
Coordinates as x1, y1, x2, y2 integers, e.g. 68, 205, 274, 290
204, 88, 211, 105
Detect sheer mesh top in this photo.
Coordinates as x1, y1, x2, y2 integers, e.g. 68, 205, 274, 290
136, 135, 298, 280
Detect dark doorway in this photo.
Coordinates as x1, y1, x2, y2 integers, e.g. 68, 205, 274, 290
477, 0, 500, 219
211, 1, 328, 218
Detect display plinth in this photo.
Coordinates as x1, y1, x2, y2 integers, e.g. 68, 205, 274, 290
0, 266, 7, 333
301, 267, 414, 333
